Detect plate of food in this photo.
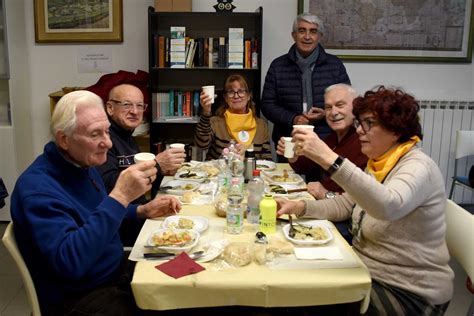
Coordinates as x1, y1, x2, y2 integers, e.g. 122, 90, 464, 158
162, 215, 209, 233
263, 170, 304, 185
266, 183, 307, 198
160, 180, 200, 195
174, 170, 208, 182
256, 160, 276, 171
147, 228, 200, 254
282, 221, 333, 245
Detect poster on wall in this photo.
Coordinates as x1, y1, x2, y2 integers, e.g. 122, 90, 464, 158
298, 0, 473, 62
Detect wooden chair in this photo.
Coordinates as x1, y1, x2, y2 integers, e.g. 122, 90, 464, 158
2, 222, 41, 316
448, 130, 474, 199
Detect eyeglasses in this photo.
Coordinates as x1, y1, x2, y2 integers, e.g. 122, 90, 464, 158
109, 99, 148, 111
353, 118, 379, 133
225, 89, 248, 98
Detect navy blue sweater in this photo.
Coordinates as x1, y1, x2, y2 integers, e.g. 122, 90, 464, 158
11, 142, 137, 307
261, 44, 350, 143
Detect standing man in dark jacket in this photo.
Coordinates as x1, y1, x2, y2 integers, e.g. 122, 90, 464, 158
262, 12, 351, 161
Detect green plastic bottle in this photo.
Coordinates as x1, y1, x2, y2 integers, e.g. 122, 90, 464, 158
259, 194, 277, 234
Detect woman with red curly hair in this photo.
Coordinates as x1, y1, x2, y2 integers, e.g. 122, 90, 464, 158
277, 86, 453, 315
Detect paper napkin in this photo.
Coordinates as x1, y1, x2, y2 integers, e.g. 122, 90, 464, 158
294, 246, 343, 260
155, 252, 205, 278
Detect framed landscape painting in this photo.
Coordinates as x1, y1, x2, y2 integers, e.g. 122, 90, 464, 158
297, 0, 473, 62
34, 0, 123, 43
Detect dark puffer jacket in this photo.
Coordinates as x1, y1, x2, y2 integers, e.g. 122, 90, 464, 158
261, 44, 350, 144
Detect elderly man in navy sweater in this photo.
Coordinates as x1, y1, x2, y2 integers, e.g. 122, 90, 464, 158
262, 12, 350, 161
11, 90, 180, 315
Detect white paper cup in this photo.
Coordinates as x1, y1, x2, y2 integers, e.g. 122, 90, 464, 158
293, 124, 315, 131
169, 143, 185, 151
134, 152, 156, 164
202, 85, 215, 104
283, 137, 295, 158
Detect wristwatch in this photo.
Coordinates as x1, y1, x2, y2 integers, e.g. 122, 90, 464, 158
327, 156, 344, 175
325, 191, 336, 199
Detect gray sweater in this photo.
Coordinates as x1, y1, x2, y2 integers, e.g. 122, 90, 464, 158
304, 148, 454, 304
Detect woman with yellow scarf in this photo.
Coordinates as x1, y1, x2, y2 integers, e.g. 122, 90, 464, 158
195, 74, 272, 160
276, 86, 453, 315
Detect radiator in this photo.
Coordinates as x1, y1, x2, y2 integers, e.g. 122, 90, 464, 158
419, 100, 474, 204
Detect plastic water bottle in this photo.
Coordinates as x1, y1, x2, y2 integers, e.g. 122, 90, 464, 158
226, 177, 244, 234
247, 170, 264, 225
259, 194, 277, 234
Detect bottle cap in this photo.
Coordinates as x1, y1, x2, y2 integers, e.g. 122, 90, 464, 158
245, 148, 255, 157
252, 169, 260, 177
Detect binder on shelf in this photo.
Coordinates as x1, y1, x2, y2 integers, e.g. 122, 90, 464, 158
228, 28, 243, 69
170, 26, 186, 68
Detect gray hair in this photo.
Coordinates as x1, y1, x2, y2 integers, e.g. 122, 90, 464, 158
325, 83, 358, 99
292, 12, 325, 36
51, 90, 104, 141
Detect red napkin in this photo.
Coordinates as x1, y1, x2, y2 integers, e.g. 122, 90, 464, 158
155, 252, 205, 279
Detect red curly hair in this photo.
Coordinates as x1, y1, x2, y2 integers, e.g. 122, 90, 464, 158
353, 86, 423, 143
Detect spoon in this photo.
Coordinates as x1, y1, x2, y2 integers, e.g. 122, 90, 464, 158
255, 231, 268, 244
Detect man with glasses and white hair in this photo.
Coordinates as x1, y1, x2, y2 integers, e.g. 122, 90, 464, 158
262, 12, 351, 161
98, 84, 186, 245
11, 90, 180, 315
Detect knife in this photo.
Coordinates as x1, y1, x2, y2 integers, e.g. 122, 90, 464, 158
143, 250, 204, 260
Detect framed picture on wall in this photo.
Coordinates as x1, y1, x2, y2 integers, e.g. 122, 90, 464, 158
34, 0, 123, 43
297, 0, 473, 62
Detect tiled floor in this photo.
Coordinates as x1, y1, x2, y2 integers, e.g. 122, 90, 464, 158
0, 222, 472, 316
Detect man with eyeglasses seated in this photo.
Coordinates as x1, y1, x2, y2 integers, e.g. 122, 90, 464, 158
261, 12, 350, 161
195, 74, 272, 160
98, 84, 186, 245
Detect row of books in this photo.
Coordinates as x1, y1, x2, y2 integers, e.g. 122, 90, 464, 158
152, 27, 258, 69
151, 90, 201, 121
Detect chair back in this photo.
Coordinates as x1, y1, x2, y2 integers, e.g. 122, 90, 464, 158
445, 199, 474, 280
2, 222, 42, 316
455, 130, 474, 160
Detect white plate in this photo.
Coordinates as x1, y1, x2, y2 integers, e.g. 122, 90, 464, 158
197, 239, 229, 263
256, 160, 276, 171
265, 183, 305, 198
262, 170, 304, 185
160, 180, 200, 195
174, 170, 208, 182
162, 215, 209, 233
147, 228, 200, 254
282, 222, 333, 245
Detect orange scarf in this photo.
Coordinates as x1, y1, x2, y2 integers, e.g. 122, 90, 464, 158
224, 109, 257, 146
367, 136, 421, 182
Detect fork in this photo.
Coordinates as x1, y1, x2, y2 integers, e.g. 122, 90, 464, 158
288, 214, 296, 238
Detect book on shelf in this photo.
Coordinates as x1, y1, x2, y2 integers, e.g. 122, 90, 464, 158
218, 36, 227, 67
208, 37, 214, 68
185, 38, 196, 68
251, 38, 258, 69
158, 36, 166, 67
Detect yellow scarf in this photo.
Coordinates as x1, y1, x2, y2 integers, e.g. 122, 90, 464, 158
224, 109, 257, 147
367, 136, 421, 182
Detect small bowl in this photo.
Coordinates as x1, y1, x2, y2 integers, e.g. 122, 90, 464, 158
147, 228, 199, 254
